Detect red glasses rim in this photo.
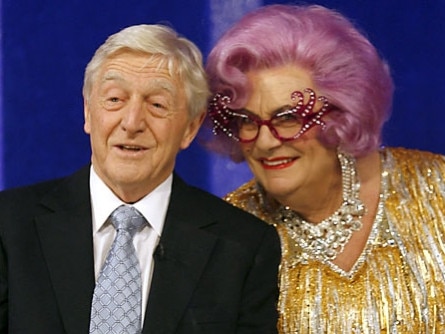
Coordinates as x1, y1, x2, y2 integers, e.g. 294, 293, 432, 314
208, 88, 333, 143
232, 108, 332, 143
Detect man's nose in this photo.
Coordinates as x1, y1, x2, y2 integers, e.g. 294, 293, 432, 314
121, 100, 146, 133
254, 124, 282, 150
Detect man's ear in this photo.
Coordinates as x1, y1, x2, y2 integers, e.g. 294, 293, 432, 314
83, 99, 91, 134
180, 111, 206, 150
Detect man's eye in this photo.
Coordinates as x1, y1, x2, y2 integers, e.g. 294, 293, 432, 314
278, 113, 298, 121
102, 96, 124, 110
233, 114, 250, 122
241, 117, 254, 124
104, 97, 122, 104
152, 102, 166, 109
273, 110, 303, 125
279, 109, 301, 119
231, 113, 254, 126
148, 100, 171, 118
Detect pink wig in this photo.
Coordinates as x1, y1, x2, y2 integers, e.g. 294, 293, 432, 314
205, 4, 394, 159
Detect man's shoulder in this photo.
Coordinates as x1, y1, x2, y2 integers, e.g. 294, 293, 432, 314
0, 165, 90, 212
173, 177, 252, 214
171, 176, 274, 235
0, 177, 64, 202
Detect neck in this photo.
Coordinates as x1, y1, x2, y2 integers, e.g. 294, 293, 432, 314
277, 151, 369, 264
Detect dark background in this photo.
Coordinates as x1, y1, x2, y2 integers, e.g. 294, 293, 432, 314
2, 0, 444, 196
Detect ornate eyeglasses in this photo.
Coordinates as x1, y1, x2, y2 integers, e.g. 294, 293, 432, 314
208, 88, 332, 143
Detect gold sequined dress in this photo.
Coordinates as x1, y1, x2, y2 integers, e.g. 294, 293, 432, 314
224, 147, 445, 333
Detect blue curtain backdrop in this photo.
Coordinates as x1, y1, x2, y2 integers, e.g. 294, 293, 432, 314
1, 0, 444, 197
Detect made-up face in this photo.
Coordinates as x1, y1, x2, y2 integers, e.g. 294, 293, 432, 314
239, 64, 338, 206
84, 51, 203, 202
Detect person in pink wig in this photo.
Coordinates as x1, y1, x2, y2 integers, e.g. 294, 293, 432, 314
205, 4, 445, 333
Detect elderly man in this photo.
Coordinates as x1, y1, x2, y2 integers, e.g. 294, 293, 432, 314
0, 24, 280, 333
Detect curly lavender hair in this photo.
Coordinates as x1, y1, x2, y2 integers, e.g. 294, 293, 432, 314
205, 4, 394, 160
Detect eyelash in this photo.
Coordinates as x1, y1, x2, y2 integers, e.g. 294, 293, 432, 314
151, 102, 166, 109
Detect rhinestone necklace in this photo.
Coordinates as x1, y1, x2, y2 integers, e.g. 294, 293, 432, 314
277, 151, 366, 263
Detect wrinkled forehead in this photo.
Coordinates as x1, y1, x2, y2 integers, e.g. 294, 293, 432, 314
96, 52, 181, 94
101, 70, 178, 93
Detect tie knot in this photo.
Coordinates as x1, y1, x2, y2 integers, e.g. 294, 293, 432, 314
110, 205, 146, 236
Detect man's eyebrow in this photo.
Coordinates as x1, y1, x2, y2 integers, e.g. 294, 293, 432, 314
102, 71, 124, 83
147, 78, 176, 95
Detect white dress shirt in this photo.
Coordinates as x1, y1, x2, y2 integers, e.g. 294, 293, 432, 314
89, 166, 171, 324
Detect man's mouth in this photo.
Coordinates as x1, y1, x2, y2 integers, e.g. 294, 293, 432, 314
260, 157, 297, 169
117, 145, 145, 151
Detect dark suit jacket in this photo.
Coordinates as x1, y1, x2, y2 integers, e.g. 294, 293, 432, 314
0, 166, 281, 333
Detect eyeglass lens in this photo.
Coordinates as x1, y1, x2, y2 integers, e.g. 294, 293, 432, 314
231, 109, 304, 142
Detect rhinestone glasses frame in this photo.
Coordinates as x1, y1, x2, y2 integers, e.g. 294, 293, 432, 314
208, 88, 333, 143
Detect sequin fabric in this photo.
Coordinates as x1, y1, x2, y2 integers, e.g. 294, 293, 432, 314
224, 147, 445, 333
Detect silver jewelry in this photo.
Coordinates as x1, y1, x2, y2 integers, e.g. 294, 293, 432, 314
278, 151, 366, 263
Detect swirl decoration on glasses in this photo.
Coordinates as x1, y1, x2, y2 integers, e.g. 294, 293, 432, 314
208, 88, 333, 143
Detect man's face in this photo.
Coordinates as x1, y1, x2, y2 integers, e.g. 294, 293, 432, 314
239, 65, 338, 207
84, 51, 203, 202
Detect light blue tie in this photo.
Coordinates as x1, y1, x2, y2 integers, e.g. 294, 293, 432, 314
89, 205, 146, 333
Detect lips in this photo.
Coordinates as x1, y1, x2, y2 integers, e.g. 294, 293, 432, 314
118, 145, 145, 151
113, 144, 149, 156
260, 157, 297, 169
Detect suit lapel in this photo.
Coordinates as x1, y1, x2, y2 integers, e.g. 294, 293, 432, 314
35, 166, 95, 333
34, 170, 218, 333
143, 175, 218, 334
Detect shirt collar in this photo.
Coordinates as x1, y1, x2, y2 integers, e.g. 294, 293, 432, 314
89, 165, 172, 237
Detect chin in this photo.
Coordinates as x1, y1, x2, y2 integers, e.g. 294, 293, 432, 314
262, 182, 295, 200
107, 167, 146, 185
